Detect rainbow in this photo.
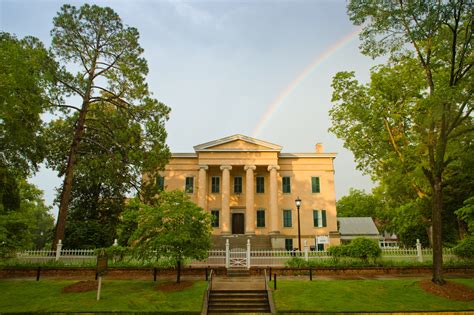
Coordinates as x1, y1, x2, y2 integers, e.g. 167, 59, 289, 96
252, 26, 362, 137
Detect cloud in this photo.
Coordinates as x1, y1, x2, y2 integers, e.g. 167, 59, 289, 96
168, 0, 212, 25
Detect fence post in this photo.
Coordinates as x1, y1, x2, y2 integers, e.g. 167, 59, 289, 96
304, 240, 309, 261
416, 239, 423, 262
113, 239, 118, 246
273, 273, 277, 290
225, 239, 230, 269
55, 239, 62, 261
246, 239, 251, 269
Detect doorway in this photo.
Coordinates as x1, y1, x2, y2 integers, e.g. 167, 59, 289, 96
232, 213, 245, 234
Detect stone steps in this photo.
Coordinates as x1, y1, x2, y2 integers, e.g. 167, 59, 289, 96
207, 290, 271, 314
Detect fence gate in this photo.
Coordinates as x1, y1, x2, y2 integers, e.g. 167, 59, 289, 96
229, 248, 247, 268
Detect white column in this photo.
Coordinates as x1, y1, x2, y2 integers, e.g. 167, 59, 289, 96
268, 165, 280, 234
225, 239, 230, 268
198, 165, 208, 209
220, 165, 232, 235
246, 239, 251, 269
304, 240, 309, 261
55, 239, 62, 261
244, 165, 256, 235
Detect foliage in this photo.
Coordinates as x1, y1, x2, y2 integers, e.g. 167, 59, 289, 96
333, 0, 473, 283
48, 3, 170, 246
328, 238, 381, 263
347, 238, 382, 262
336, 188, 383, 219
116, 198, 141, 246
95, 245, 129, 263
0, 32, 55, 177
453, 237, 474, 260
284, 257, 309, 268
455, 197, 474, 235
131, 191, 212, 283
0, 176, 54, 257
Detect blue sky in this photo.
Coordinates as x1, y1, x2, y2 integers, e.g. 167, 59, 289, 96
1, 0, 380, 216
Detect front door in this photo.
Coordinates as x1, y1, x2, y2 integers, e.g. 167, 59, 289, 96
232, 213, 245, 234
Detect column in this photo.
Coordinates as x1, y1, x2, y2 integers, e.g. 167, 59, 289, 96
268, 165, 280, 234
220, 165, 232, 235
244, 165, 256, 235
197, 165, 208, 209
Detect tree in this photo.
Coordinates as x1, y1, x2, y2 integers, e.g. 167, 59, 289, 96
49, 4, 170, 247
0, 32, 55, 178
131, 191, 212, 283
331, 1, 473, 284
337, 188, 383, 219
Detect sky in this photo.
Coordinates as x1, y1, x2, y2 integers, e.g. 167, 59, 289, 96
1, 0, 380, 217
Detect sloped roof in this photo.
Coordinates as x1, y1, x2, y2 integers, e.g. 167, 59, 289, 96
193, 134, 282, 152
337, 217, 380, 236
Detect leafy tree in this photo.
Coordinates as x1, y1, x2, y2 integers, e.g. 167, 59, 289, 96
131, 191, 212, 283
48, 4, 170, 246
337, 188, 383, 218
456, 197, 474, 235
453, 237, 474, 260
331, 1, 473, 284
0, 32, 55, 178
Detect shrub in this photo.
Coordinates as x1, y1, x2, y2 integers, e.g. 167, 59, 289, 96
453, 237, 474, 259
327, 244, 350, 257
347, 238, 381, 262
95, 246, 129, 263
285, 257, 309, 268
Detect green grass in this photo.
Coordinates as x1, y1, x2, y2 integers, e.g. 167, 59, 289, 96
272, 278, 474, 312
0, 279, 205, 313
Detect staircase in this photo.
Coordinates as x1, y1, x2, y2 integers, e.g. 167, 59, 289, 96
207, 290, 271, 314
212, 235, 272, 250
226, 267, 250, 277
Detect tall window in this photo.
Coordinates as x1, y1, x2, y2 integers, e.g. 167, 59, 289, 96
256, 176, 265, 193
312, 177, 320, 193
257, 209, 265, 227
234, 176, 242, 194
211, 210, 219, 228
156, 176, 164, 192
283, 209, 292, 227
282, 176, 291, 193
211, 176, 220, 193
313, 209, 327, 228
185, 177, 194, 193
285, 239, 293, 251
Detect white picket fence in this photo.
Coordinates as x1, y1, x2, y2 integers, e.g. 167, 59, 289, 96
15, 239, 457, 267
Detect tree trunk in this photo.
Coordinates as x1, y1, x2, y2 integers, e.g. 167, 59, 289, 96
176, 260, 181, 283
52, 103, 89, 248
431, 177, 445, 285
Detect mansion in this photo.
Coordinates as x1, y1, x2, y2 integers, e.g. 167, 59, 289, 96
156, 135, 340, 250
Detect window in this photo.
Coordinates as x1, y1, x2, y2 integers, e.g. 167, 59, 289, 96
257, 209, 265, 227
185, 177, 194, 193
211, 177, 220, 193
234, 176, 242, 194
211, 210, 219, 228
156, 176, 164, 192
285, 239, 293, 251
282, 176, 291, 193
283, 209, 292, 227
256, 176, 265, 193
313, 210, 327, 228
312, 177, 320, 193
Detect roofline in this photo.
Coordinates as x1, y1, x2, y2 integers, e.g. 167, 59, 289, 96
193, 134, 283, 152
171, 153, 198, 158
279, 153, 337, 158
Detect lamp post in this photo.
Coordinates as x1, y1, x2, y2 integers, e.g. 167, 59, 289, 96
295, 196, 302, 254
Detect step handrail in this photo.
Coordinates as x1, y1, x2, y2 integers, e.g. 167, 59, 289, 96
264, 268, 268, 291
202, 268, 214, 315
264, 268, 276, 314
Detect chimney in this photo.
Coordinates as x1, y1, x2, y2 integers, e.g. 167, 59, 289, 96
315, 143, 324, 153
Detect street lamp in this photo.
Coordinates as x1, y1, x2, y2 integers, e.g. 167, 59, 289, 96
295, 196, 302, 254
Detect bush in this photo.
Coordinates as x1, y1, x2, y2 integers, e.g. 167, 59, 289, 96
327, 244, 350, 257
95, 246, 129, 263
285, 257, 309, 268
453, 237, 474, 259
348, 238, 382, 262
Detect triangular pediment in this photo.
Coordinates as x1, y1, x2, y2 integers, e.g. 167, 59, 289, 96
194, 134, 282, 152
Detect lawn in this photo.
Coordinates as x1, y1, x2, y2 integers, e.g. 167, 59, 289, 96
0, 279, 206, 313
272, 278, 474, 312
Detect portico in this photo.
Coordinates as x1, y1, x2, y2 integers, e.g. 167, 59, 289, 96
155, 134, 340, 249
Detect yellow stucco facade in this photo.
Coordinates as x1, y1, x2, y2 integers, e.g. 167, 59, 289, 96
159, 134, 340, 250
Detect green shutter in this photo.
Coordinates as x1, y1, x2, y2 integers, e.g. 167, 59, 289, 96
313, 210, 318, 227
322, 210, 327, 227
312, 177, 320, 193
